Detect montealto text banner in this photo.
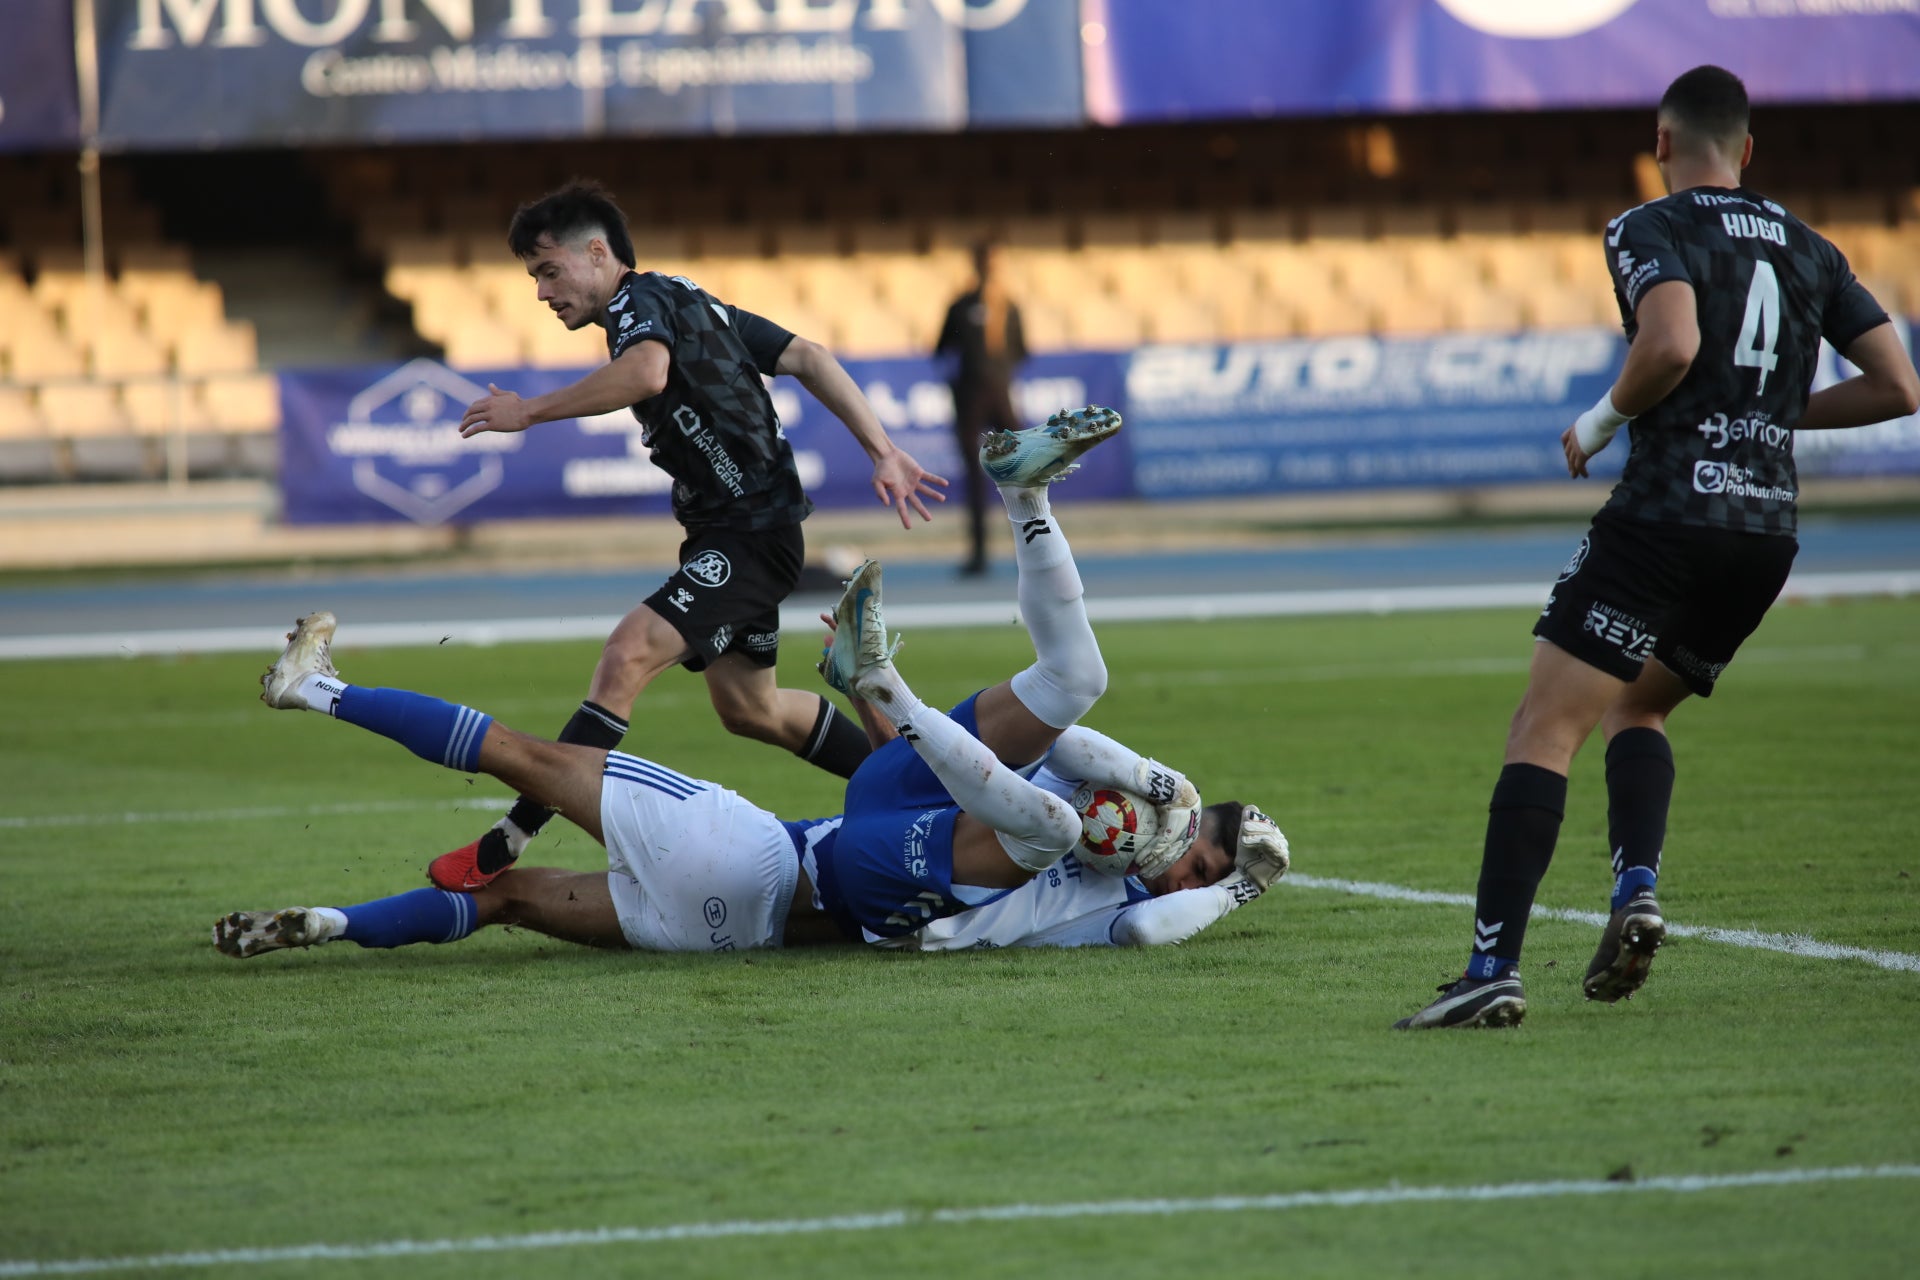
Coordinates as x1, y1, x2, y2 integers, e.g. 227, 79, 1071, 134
95, 0, 1077, 148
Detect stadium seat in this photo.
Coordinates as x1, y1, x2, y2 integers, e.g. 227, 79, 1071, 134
0, 385, 44, 437
1063, 299, 1145, 350
522, 317, 606, 369
173, 322, 260, 377
440, 315, 526, 370
1295, 289, 1372, 337
89, 328, 171, 380
38, 383, 128, 438
1449, 288, 1528, 333
197, 373, 281, 433
7, 330, 88, 381
1141, 294, 1221, 345
122, 380, 193, 435
1373, 291, 1450, 336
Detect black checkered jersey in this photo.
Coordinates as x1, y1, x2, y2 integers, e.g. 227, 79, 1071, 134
1600, 186, 1887, 535
607, 270, 813, 532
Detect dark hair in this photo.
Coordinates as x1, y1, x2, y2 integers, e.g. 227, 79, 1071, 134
1202, 800, 1243, 864
1658, 65, 1749, 150
507, 179, 636, 268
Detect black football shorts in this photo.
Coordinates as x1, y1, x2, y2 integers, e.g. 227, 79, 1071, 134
1533, 511, 1797, 697
645, 522, 804, 672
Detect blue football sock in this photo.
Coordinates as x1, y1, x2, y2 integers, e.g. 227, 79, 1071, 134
339, 889, 480, 949
1613, 866, 1659, 913
333, 685, 491, 773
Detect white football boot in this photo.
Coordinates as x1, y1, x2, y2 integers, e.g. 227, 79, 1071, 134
260, 612, 339, 709
817, 559, 901, 701
980, 405, 1122, 487
212, 908, 337, 958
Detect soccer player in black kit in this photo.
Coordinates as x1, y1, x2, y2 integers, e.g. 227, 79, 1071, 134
432, 181, 947, 891
1397, 67, 1919, 1029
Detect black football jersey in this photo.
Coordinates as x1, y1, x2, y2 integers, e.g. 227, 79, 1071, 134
607, 270, 811, 532
1599, 186, 1887, 535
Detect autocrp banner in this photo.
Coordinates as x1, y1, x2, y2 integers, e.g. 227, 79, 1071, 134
94, 0, 1077, 148
277, 350, 1127, 525
1085, 0, 1920, 122
1122, 323, 1920, 500
1123, 331, 1630, 499
0, 0, 80, 152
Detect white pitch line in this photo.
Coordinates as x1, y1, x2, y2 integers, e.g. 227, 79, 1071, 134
1, 1164, 1912, 1276
1287, 874, 1920, 974
0, 568, 1912, 662
0, 797, 509, 831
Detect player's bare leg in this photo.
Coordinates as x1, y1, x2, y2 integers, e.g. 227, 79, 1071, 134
213, 868, 624, 958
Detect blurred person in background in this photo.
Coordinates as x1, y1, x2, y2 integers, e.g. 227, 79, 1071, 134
935, 240, 1028, 577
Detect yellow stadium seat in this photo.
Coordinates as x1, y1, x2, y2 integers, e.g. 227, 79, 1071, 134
1063, 298, 1145, 350
441, 316, 526, 370
832, 304, 914, 358
523, 317, 606, 369
1004, 298, 1061, 353
89, 328, 171, 379
1295, 290, 1372, 337
1373, 291, 1450, 336
7, 330, 87, 380
1449, 288, 1528, 334
1141, 295, 1220, 345
197, 374, 281, 432
122, 379, 193, 435
0, 385, 44, 437
173, 321, 259, 376
1523, 284, 1608, 329
39, 383, 126, 437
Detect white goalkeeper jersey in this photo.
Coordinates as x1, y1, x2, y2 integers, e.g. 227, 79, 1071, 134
900, 762, 1251, 952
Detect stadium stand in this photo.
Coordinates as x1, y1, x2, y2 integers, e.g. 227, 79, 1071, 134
3, 103, 1917, 486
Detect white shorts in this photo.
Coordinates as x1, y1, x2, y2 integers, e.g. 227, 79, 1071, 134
598, 751, 799, 953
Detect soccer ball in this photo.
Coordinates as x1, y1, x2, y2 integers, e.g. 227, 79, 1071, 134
1071, 784, 1162, 877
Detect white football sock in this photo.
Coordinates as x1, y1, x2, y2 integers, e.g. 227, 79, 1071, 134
293, 672, 350, 715
309, 907, 349, 941
494, 816, 532, 859
1000, 486, 1106, 730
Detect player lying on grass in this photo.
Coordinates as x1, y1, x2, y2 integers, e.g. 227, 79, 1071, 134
215, 411, 1289, 959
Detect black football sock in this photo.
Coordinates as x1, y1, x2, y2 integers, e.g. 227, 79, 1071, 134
1465, 763, 1568, 979
1605, 727, 1673, 911
477, 700, 630, 875
797, 695, 872, 779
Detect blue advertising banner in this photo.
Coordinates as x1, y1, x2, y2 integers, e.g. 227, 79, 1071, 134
278, 349, 1127, 526
1122, 330, 1629, 499
0, 0, 80, 152
1086, 0, 1920, 122
95, 0, 1078, 149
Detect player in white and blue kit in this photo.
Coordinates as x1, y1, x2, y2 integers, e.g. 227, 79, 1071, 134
215, 412, 1290, 961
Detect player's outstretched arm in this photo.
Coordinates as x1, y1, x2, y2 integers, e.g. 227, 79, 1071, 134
776, 336, 949, 526
459, 344, 667, 438
1796, 322, 1920, 432
1112, 806, 1289, 946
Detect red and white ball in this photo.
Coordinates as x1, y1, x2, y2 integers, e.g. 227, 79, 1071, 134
1071, 784, 1163, 877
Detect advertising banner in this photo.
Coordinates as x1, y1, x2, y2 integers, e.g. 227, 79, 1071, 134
1122, 330, 1629, 499
277, 349, 1127, 526
0, 0, 81, 152
1086, 0, 1920, 123
95, 0, 1078, 149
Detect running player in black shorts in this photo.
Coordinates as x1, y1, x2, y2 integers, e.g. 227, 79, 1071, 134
433, 181, 947, 891
1397, 66, 1920, 1029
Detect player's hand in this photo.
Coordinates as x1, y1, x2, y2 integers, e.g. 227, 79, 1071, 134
461, 384, 532, 437
1561, 424, 1596, 478
1132, 760, 1201, 880
1234, 805, 1290, 893
870, 447, 949, 528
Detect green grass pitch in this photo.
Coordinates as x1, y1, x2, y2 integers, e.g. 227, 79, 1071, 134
2, 598, 1917, 1278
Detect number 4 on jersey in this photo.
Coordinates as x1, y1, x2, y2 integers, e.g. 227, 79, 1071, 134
1734, 260, 1780, 395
